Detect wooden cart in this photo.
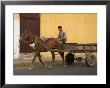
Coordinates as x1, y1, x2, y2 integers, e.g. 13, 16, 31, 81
51, 43, 97, 67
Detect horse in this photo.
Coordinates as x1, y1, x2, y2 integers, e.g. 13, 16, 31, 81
19, 29, 66, 70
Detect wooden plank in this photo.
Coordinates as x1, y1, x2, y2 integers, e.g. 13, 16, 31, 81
48, 43, 97, 53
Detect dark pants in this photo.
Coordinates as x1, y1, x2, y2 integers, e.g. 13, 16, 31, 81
61, 41, 65, 50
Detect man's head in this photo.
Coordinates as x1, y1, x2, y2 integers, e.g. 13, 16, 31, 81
58, 26, 62, 32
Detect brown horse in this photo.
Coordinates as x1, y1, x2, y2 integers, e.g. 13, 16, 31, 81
19, 29, 66, 70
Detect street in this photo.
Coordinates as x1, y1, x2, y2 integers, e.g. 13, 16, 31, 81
14, 60, 97, 75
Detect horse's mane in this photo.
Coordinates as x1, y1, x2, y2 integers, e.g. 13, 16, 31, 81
28, 30, 59, 43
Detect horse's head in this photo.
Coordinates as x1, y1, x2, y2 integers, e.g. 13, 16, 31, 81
19, 29, 34, 44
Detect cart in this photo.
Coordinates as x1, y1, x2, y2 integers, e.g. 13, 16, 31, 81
51, 43, 97, 67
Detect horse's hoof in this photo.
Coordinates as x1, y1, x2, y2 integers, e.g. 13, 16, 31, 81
64, 65, 67, 67
28, 67, 32, 71
28, 66, 33, 71
48, 66, 52, 69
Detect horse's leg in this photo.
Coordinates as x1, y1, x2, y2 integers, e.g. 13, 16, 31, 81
51, 51, 55, 64
29, 52, 38, 70
58, 52, 67, 67
47, 51, 55, 69
37, 52, 46, 67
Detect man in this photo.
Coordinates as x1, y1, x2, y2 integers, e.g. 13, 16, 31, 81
57, 26, 67, 50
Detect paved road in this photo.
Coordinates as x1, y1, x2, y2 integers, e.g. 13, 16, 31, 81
14, 60, 97, 75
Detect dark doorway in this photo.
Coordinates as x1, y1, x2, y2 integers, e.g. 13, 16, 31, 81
20, 13, 40, 53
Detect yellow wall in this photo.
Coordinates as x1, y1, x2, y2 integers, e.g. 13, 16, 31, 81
40, 13, 97, 44
14, 13, 97, 44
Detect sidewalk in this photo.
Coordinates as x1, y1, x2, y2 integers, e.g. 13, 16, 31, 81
14, 52, 95, 67
14, 53, 61, 67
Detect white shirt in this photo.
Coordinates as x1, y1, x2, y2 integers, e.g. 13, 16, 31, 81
59, 31, 67, 41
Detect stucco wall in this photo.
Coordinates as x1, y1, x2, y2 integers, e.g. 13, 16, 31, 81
40, 13, 97, 44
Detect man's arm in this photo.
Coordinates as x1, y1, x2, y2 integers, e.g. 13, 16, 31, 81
60, 32, 67, 41
63, 32, 67, 39
57, 34, 60, 38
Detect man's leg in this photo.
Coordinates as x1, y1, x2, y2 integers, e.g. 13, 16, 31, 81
61, 41, 65, 50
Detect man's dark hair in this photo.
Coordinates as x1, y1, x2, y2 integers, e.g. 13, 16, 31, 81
58, 26, 62, 28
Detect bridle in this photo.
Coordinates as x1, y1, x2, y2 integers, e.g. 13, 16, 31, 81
19, 33, 30, 44
20, 32, 39, 46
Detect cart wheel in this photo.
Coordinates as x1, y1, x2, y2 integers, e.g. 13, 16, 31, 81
65, 53, 75, 65
85, 53, 97, 67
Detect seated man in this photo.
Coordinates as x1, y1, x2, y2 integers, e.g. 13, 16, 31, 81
57, 26, 67, 50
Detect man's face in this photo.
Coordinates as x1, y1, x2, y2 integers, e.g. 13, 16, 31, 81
58, 28, 62, 32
